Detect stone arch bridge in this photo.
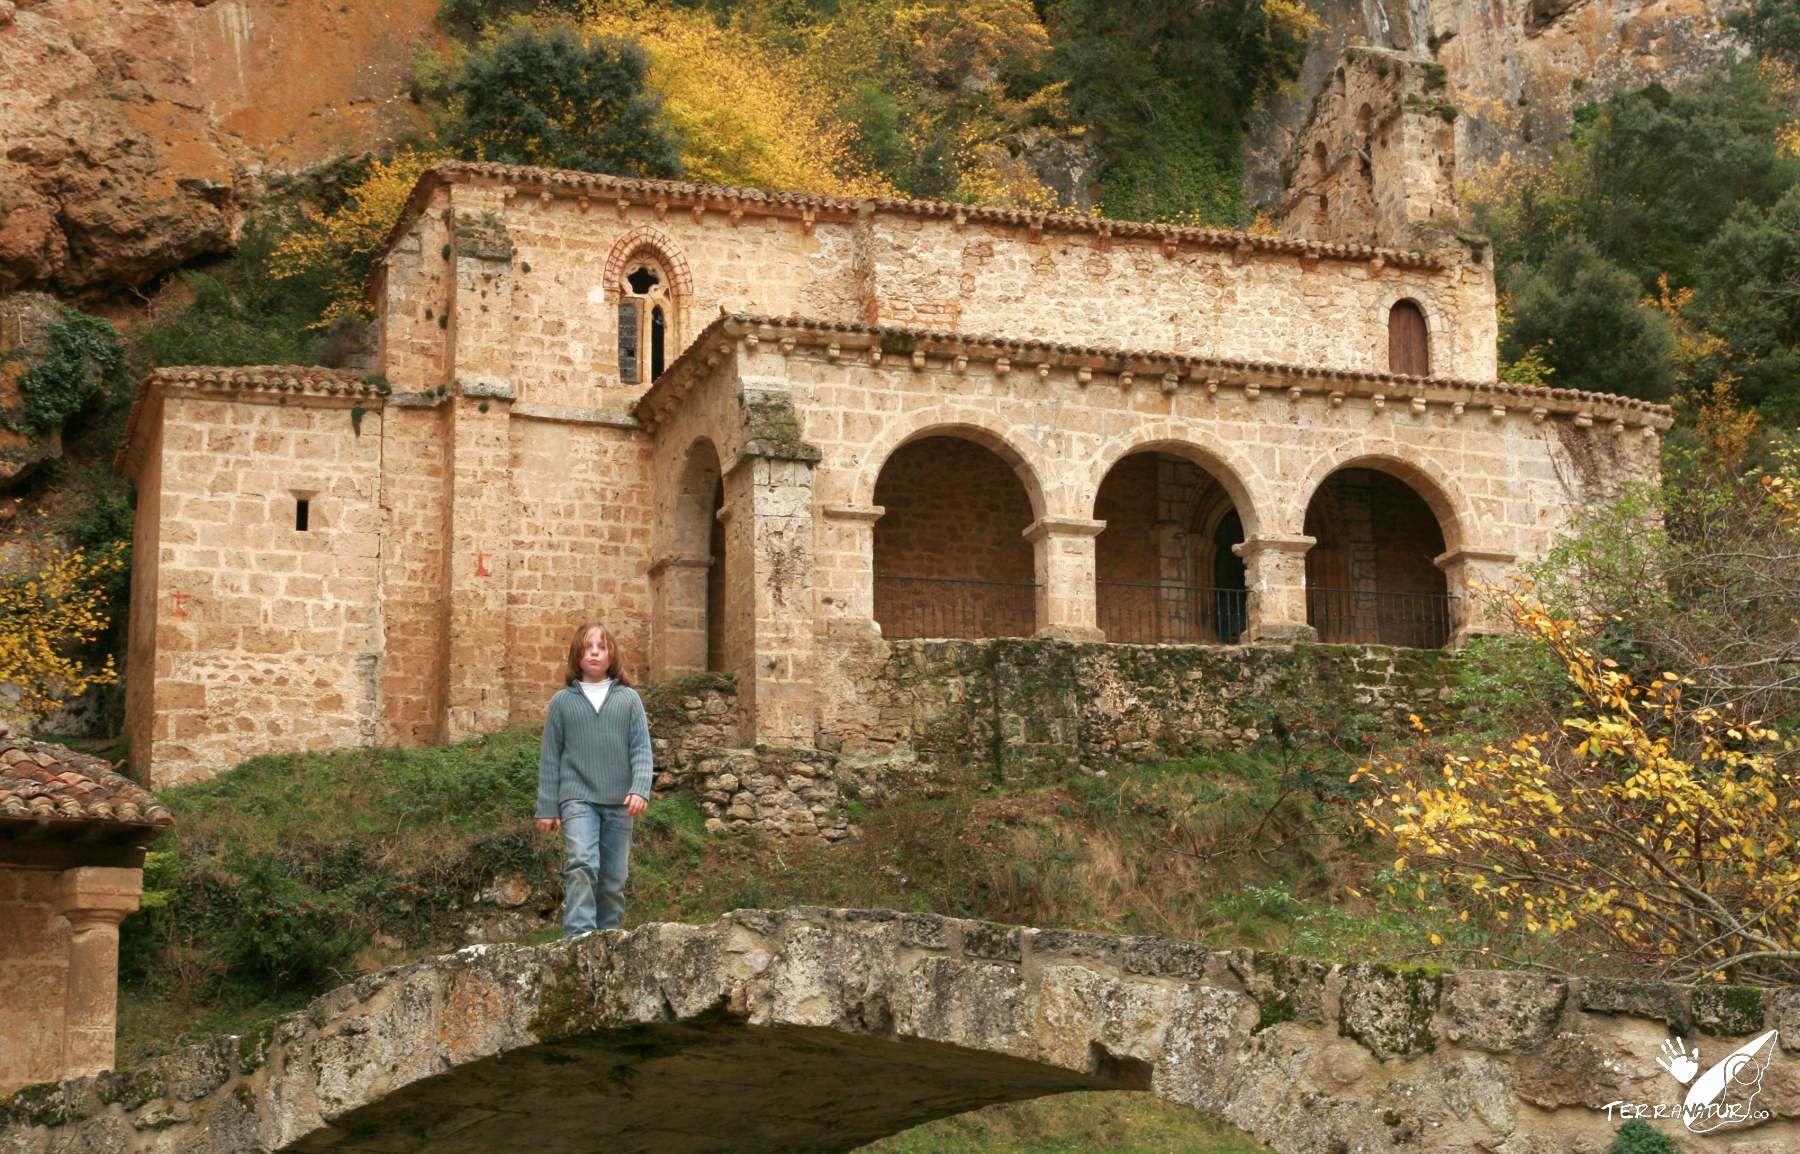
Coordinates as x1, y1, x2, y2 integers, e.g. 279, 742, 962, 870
4, 910, 1796, 1153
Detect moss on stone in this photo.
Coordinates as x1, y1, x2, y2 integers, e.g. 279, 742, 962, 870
1693, 984, 1765, 1036
0, 1081, 76, 1128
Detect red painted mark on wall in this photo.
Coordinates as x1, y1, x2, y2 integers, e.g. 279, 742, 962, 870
170, 592, 190, 619
475, 550, 492, 577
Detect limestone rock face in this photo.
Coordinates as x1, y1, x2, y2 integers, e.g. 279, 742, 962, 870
1249, 0, 1738, 202
0, 0, 440, 295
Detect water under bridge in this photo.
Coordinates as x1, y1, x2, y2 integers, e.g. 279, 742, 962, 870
3, 909, 1795, 1152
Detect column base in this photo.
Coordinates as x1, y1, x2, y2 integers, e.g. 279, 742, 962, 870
1033, 625, 1105, 643
1244, 622, 1318, 644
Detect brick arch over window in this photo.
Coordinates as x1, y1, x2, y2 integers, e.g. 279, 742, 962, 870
601, 228, 694, 303
870, 424, 1045, 639
1289, 447, 1470, 557
1082, 437, 1264, 541
1086, 440, 1259, 645
851, 416, 1049, 523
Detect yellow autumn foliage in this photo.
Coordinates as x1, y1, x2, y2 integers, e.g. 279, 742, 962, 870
0, 538, 123, 729
270, 148, 447, 326
576, 1, 889, 197
1356, 588, 1800, 982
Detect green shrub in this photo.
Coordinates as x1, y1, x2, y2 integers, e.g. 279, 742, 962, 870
12, 309, 128, 434
1607, 1120, 1677, 1154
443, 22, 682, 178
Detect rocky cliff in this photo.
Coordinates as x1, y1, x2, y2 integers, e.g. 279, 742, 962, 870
0, 0, 1746, 302
0, 0, 439, 297
1249, 0, 1741, 201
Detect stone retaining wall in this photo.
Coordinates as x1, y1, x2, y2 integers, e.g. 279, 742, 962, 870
648, 639, 1460, 838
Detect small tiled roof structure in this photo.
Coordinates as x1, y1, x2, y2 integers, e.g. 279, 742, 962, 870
0, 733, 172, 854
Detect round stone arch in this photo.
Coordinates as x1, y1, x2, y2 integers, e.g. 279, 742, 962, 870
851, 416, 1051, 524
670, 436, 726, 558
1288, 443, 1472, 556
650, 433, 733, 681
1372, 284, 1453, 378
601, 226, 695, 303
1081, 434, 1266, 541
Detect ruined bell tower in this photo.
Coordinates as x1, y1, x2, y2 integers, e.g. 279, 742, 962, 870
1277, 47, 1462, 252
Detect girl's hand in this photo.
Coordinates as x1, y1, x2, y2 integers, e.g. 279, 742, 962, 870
535, 817, 561, 834
625, 794, 648, 817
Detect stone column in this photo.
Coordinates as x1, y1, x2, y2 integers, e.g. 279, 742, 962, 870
1435, 547, 1519, 645
55, 867, 142, 1079
440, 186, 518, 742
1023, 517, 1106, 642
722, 452, 820, 746
648, 554, 713, 680
442, 386, 515, 740
817, 505, 884, 638
1235, 534, 1317, 643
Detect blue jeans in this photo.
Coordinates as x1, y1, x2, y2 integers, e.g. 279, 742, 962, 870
559, 800, 634, 936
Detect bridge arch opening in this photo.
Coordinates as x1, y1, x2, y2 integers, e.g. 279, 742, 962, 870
1303, 466, 1453, 648
872, 431, 1040, 639
1092, 449, 1249, 644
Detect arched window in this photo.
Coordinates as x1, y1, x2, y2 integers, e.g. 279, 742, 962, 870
1388, 299, 1430, 377
617, 257, 673, 384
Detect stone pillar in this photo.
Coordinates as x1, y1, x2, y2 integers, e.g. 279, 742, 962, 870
55, 867, 142, 1079
440, 186, 518, 742
723, 453, 820, 746
1235, 534, 1317, 643
442, 386, 515, 740
817, 505, 884, 638
1024, 517, 1106, 642
649, 554, 713, 680
1435, 547, 1519, 646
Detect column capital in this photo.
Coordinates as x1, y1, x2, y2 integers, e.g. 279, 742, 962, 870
820, 504, 886, 524
1233, 533, 1316, 558
1433, 546, 1517, 569
647, 552, 712, 578
55, 866, 143, 927
1021, 516, 1106, 543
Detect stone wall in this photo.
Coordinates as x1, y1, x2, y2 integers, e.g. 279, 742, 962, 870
0, 869, 67, 1091
820, 637, 1459, 788
643, 637, 1456, 838
378, 163, 1499, 406
120, 372, 389, 787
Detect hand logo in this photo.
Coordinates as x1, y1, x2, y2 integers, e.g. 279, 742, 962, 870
1656, 1037, 1701, 1085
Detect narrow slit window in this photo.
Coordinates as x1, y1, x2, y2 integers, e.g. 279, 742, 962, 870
295, 498, 311, 532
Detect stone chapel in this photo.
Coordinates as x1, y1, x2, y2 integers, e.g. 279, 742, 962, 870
118, 49, 1668, 788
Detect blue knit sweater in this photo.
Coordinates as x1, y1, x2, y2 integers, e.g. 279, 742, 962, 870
535, 680, 655, 818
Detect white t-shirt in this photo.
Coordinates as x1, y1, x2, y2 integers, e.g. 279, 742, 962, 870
577, 677, 614, 713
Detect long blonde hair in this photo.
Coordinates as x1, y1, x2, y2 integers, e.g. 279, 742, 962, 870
562, 621, 632, 687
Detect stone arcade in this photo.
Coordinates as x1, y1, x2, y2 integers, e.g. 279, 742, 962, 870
117, 50, 1668, 789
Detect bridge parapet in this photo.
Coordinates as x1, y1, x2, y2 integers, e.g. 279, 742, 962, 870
3, 909, 1795, 1153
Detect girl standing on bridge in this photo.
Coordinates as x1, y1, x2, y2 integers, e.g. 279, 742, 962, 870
535, 621, 655, 937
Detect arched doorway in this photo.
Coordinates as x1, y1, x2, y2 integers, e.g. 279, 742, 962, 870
873, 434, 1038, 639
1093, 451, 1249, 644
1303, 468, 1452, 648
662, 438, 728, 677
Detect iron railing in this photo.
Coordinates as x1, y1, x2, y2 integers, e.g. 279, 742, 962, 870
1097, 581, 1249, 645
1306, 586, 1456, 649
874, 574, 1039, 640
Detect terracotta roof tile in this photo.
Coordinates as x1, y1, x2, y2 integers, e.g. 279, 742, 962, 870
0, 735, 172, 830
